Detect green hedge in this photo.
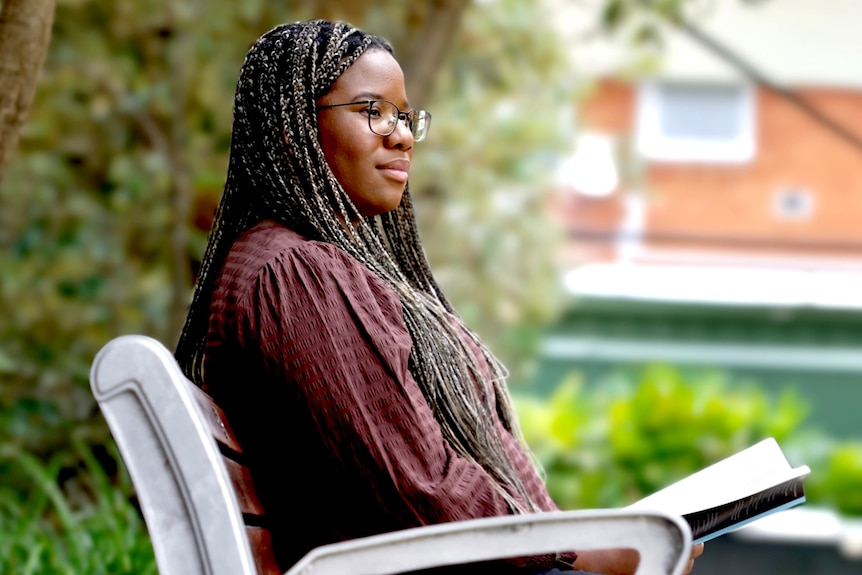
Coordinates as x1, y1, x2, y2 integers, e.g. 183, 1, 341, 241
515, 363, 862, 516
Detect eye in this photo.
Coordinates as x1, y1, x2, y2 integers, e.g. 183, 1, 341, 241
363, 102, 382, 118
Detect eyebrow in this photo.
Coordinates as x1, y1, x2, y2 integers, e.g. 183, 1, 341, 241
350, 91, 411, 109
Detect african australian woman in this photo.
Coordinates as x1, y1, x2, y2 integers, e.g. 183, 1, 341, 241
175, 19, 702, 575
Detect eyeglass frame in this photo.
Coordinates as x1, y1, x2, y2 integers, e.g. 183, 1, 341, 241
316, 99, 431, 142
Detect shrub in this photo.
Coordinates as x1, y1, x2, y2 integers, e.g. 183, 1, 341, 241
515, 364, 812, 511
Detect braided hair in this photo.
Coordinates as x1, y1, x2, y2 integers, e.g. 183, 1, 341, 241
175, 19, 542, 514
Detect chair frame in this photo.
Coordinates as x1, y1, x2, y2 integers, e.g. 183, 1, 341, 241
90, 335, 692, 575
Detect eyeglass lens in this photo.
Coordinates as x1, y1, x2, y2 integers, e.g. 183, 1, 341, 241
368, 101, 430, 142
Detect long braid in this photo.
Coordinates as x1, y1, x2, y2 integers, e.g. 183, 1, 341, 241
176, 20, 541, 514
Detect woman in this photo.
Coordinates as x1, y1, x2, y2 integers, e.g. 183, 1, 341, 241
175, 20, 701, 575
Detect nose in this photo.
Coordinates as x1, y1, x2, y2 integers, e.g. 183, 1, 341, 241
385, 117, 414, 149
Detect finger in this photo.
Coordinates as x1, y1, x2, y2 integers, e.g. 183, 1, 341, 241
691, 543, 705, 559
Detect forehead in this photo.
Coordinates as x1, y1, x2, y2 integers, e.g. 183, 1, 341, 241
323, 49, 408, 105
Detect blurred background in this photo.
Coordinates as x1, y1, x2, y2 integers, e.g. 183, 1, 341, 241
1, 0, 861, 573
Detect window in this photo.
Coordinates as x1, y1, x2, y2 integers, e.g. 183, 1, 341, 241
636, 81, 756, 163
773, 187, 814, 220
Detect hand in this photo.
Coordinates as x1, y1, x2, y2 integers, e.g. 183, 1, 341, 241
682, 543, 705, 575
571, 548, 639, 575
571, 543, 704, 575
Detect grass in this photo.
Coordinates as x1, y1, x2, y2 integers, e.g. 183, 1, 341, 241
0, 434, 156, 575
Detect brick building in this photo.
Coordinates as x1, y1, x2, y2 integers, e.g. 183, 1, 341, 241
538, 0, 862, 439
553, 0, 862, 271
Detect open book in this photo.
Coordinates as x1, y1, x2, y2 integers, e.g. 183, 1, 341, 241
627, 438, 810, 544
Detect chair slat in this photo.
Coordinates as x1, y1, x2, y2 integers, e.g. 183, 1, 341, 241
186, 381, 244, 455
246, 526, 281, 575
222, 456, 266, 517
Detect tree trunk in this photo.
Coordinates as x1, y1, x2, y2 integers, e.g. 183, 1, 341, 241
399, 0, 471, 108
0, 0, 56, 186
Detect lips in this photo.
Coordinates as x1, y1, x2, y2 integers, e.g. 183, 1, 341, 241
377, 158, 411, 183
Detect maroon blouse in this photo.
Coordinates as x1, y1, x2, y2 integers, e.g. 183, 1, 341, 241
203, 221, 576, 573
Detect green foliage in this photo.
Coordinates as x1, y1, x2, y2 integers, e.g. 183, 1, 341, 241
0, 436, 155, 574
515, 364, 811, 510
800, 437, 862, 517
820, 444, 862, 515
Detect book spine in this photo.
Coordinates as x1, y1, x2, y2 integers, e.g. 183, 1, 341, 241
685, 476, 806, 540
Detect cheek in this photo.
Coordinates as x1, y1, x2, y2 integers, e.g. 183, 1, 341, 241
320, 122, 352, 160
321, 130, 372, 183
318, 127, 339, 169
324, 142, 363, 188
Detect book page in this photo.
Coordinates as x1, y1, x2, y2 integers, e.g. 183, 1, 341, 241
627, 438, 810, 516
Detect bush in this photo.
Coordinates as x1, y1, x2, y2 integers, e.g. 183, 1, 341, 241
515, 364, 814, 511
798, 436, 862, 517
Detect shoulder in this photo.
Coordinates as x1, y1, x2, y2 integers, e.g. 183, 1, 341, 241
227, 221, 344, 274
220, 221, 367, 291
222, 221, 402, 324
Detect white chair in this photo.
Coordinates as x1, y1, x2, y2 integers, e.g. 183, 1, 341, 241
90, 335, 692, 575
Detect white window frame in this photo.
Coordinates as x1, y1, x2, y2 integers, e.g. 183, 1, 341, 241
635, 81, 756, 164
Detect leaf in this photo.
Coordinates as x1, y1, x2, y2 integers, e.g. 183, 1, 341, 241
0, 348, 16, 373
602, 0, 627, 29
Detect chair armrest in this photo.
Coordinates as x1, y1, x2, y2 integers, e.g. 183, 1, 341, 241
287, 508, 692, 575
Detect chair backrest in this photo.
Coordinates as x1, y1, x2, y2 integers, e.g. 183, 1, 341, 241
90, 335, 281, 575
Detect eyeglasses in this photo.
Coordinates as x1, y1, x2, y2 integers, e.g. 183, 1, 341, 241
317, 99, 431, 142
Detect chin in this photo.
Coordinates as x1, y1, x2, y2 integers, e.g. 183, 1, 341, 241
369, 195, 406, 217
364, 204, 401, 218
350, 183, 406, 217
